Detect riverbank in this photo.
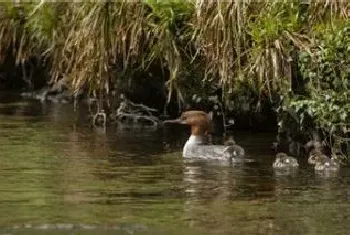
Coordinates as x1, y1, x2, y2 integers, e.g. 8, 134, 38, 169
0, 1, 348, 158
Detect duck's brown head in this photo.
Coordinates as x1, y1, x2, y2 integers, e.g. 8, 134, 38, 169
163, 110, 211, 136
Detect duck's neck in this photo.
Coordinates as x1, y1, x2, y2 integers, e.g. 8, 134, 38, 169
188, 135, 205, 145
183, 135, 205, 157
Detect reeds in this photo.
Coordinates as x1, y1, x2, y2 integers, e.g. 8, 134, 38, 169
0, 0, 348, 101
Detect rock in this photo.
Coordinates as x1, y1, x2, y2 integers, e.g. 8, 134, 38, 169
20, 79, 74, 104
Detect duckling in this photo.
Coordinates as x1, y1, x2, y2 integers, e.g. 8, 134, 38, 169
308, 148, 328, 165
272, 153, 299, 169
331, 153, 348, 166
308, 149, 340, 172
224, 136, 245, 158
224, 135, 236, 146
314, 156, 340, 172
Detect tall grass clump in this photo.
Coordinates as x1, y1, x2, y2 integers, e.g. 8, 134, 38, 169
0, 0, 348, 151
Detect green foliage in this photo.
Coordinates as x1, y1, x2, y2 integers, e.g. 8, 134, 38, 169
143, 0, 194, 103
294, 22, 349, 128
25, 3, 59, 44
299, 23, 349, 92
285, 91, 349, 132
281, 22, 349, 153
145, 0, 194, 23
249, 1, 300, 47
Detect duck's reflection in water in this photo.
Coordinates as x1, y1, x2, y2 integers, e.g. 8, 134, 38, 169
182, 160, 236, 229
181, 159, 276, 232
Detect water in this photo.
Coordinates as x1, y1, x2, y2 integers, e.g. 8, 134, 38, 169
0, 93, 350, 235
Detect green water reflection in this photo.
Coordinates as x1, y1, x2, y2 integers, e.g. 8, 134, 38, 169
0, 97, 350, 235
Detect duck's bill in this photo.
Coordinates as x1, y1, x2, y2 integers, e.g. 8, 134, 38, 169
163, 118, 185, 124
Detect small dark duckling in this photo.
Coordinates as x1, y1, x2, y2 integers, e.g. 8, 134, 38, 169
273, 153, 299, 169
224, 136, 245, 158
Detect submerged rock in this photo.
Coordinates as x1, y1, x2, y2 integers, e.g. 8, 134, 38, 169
20, 79, 74, 104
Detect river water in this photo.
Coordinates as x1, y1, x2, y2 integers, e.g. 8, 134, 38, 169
0, 93, 350, 235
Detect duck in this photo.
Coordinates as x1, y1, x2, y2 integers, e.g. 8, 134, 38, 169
308, 148, 329, 165
314, 156, 340, 172
163, 110, 245, 162
272, 153, 299, 169
308, 148, 340, 172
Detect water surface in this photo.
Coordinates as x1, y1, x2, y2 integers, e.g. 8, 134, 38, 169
0, 93, 350, 235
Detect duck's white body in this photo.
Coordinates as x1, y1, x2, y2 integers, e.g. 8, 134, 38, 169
164, 110, 245, 161
183, 135, 245, 161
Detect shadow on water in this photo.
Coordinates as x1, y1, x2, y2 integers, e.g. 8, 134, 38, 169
1, 93, 350, 235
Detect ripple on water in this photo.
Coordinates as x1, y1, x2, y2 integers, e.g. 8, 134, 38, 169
1, 97, 350, 235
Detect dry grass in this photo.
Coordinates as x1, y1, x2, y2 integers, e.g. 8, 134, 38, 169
0, 0, 348, 104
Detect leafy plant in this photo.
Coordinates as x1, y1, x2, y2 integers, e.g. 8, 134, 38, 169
282, 22, 349, 154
